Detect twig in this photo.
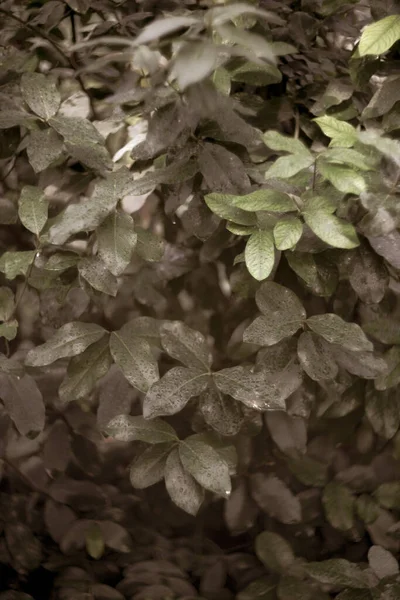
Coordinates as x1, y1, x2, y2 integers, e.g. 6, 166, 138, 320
294, 108, 300, 140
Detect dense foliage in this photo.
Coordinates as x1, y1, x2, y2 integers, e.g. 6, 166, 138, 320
1, 0, 400, 598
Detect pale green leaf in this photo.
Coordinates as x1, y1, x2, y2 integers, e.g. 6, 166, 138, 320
26, 128, 63, 173
0, 320, 18, 341
314, 116, 357, 147
18, 186, 48, 236
165, 448, 204, 515
20, 72, 60, 120
297, 331, 338, 381
45, 252, 80, 272
0, 251, 36, 280
25, 322, 106, 367
200, 387, 243, 436
179, 438, 231, 498
135, 227, 164, 262
273, 216, 303, 250
226, 223, 256, 235
318, 162, 367, 195
212, 67, 231, 95
263, 131, 311, 155
304, 559, 371, 589
105, 414, 178, 444
85, 522, 104, 560
323, 482, 355, 531
0, 287, 15, 321
143, 367, 209, 418
255, 531, 295, 573
229, 189, 297, 212
97, 209, 137, 276
59, 335, 112, 403
245, 230, 275, 280
358, 15, 400, 57
160, 321, 212, 371
204, 193, 256, 225
375, 482, 400, 510
110, 323, 159, 392
306, 314, 373, 351
230, 61, 282, 86
304, 212, 359, 249
130, 443, 173, 489
78, 257, 118, 297
323, 148, 376, 171
265, 154, 314, 179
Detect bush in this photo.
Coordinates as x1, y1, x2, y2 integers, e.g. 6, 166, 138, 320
0, 0, 400, 598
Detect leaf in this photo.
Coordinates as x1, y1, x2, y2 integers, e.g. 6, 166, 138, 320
314, 116, 357, 147
331, 346, 386, 379
244, 281, 306, 346
304, 559, 371, 589
265, 411, 307, 455
200, 387, 243, 436
286, 455, 328, 487
204, 193, 256, 225
58, 335, 112, 403
229, 189, 297, 212
0, 110, 37, 129
318, 162, 367, 195
106, 414, 177, 444
363, 75, 400, 119
97, 210, 137, 276
0, 287, 15, 321
365, 387, 400, 439
170, 42, 217, 90
255, 531, 295, 573
85, 522, 104, 560
199, 143, 250, 193
306, 314, 373, 352
375, 482, 400, 510
262, 131, 310, 156
78, 257, 118, 297
26, 128, 63, 173
358, 15, 400, 57
0, 372, 45, 436
368, 546, 399, 579
135, 16, 199, 44
18, 186, 48, 236
207, 3, 284, 26
179, 438, 231, 498
130, 443, 173, 489
97, 367, 135, 430
160, 321, 212, 371
323, 148, 376, 172
356, 495, 380, 525
323, 482, 355, 531
304, 212, 359, 249
273, 217, 303, 250
250, 473, 302, 523
297, 331, 338, 381
25, 321, 106, 367
0, 251, 36, 280
20, 72, 60, 120
110, 323, 159, 392
165, 448, 204, 515
237, 577, 276, 600
265, 154, 314, 179
245, 230, 275, 281
0, 320, 18, 341
278, 577, 330, 600
363, 319, 400, 345
286, 251, 338, 297
348, 245, 388, 304
230, 61, 282, 86
143, 367, 209, 418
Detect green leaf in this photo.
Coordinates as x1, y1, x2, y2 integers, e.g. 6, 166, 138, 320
129, 443, 173, 489
255, 531, 295, 573
0, 251, 36, 280
226, 223, 256, 235
318, 162, 367, 195
0, 320, 18, 341
20, 73, 60, 120
97, 210, 137, 276
25, 322, 106, 367
0, 287, 15, 321
204, 193, 256, 225
358, 15, 400, 57
306, 314, 373, 351
110, 323, 159, 392
368, 545, 399, 579
323, 148, 376, 171
85, 522, 104, 560
0, 372, 45, 436
245, 230, 275, 281
78, 257, 118, 297
105, 414, 178, 444
230, 61, 282, 86
179, 438, 231, 498
143, 367, 209, 418
305, 559, 371, 589
250, 473, 302, 523
58, 335, 112, 403
262, 131, 311, 155
364, 319, 400, 345
212, 67, 231, 95
243, 281, 306, 346
365, 387, 400, 439
314, 116, 357, 147
273, 217, 303, 250
356, 495, 380, 525
200, 387, 243, 436
265, 154, 314, 179
285, 455, 329, 487
0, 110, 37, 129
304, 212, 359, 249
229, 189, 297, 212
165, 448, 204, 515
170, 41, 217, 90
297, 331, 338, 381
323, 482, 355, 531
374, 346, 400, 390
18, 186, 48, 236
160, 321, 212, 372
45, 252, 80, 272
375, 482, 400, 510
135, 227, 165, 262
26, 128, 63, 173
286, 251, 338, 297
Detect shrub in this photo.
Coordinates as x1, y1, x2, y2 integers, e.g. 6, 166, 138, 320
0, 0, 400, 598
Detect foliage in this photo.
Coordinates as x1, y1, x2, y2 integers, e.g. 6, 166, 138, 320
0, 0, 400, 598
